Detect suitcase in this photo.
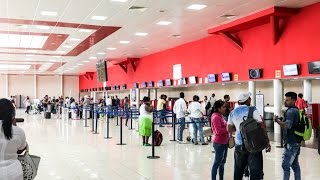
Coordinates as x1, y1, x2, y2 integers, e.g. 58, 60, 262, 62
45, 112, 51, 119
15, 118, 24, 122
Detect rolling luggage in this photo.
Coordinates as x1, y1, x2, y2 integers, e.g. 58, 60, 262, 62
44, 112, 51, 119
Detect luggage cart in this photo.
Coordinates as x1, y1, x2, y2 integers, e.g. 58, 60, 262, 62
185, 116, 212, 143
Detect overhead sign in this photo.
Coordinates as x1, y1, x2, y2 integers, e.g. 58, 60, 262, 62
173, 64, 182, 80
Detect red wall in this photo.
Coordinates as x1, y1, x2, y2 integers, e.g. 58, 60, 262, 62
80, 3, 320, 90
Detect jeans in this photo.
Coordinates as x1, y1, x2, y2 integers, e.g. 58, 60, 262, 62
190, 117, 205, 144
234, 145, 263, 180
211, 143, 228, 180
282, 143, 301, 180
177, 117, 185, 141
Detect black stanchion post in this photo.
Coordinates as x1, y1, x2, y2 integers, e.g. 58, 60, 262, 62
93, 110, 99, 134
276, 119, 284, 148
91, 109, 95, 132
116, 107, 119, 126
104, 111, 112, 139
117, 117, 126, 145
130, 110, 133, 130
170, 115, 176, 142
147, 121, 160, 159
171, 110, 174, 127
84, 109, 89, 127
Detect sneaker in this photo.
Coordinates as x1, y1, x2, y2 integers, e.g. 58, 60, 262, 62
176, 140, 182, 144
201, 143, 208, 145
144, 143, 152, 146
193, 142, 198, 145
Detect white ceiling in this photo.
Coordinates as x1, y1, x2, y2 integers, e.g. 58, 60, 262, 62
0, 0, 319, 75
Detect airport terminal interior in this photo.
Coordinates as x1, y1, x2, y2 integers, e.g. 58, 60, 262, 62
1, 0, 320, 180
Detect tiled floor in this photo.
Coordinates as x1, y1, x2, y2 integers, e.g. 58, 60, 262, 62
15, 110, 320, 180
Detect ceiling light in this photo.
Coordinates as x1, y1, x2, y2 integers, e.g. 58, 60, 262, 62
135, 32, 148, 36
0, 34, 48, 48
91, 16, 107, 20
110, 0, 128, 2
157, 21, 172, 25
41, 11, 58, 17
119, 41, 130, 44
97, 52, 106, 55
187, 4, 207, 10
79, 29, 93, 33
77, 63, 84, 66
0, 64, 30, 70
83, 60, 90, 63
36, 25, 50, 30
89, 57, 97, 60
63, 45, 72, 48
17, 25, 28, 28
107, 47, 116, 50
70, 38, 80, 41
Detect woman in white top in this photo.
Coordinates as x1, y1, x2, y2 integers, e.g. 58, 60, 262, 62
0, 98, 27, 180
23, 96, 31, 114
138, 96, 153, 146
188, 95, 208, 145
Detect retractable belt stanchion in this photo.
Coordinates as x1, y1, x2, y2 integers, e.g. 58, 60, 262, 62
276, 117, 284, 148
116, 107, 119, 126
84, 108, 89, 127
91, 108, 95, 132
147, 121, 160, 159
170, 115, 176, 142
104, 109, 112, 139
92, 110, 99, 134
130, 110, 133, 130
116, 117, 126, 145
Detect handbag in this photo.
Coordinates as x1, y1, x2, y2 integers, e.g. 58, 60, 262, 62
18, 145, 41, 180
228, 134, 235, 149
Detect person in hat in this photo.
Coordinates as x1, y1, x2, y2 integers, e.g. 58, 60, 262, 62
227, 92, 270, 180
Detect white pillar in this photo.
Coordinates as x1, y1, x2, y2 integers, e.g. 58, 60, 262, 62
153, 88, 157, 101
93, 92, 97, 103
136, 88, 140, 109
147, 89, 151, 98
303, 79, 312, 103
5, 74, 8, 98
248, 81, 256, 106
60, 75, 64, 98
273, 79, 283, 136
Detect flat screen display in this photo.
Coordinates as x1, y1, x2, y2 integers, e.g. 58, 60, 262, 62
133, 83, 139, 88
148, 81, 154, 87
142, 82, 147, 88
249, 69, 262, 79
158, 80, 164, 87
283, 64, 299, 76
165, 79, 172, 86
207, 74, 216, 83
122, 84, 127, 90
221, 73, 231, 82
189, 76, 197, 84
96, 60, 108, 82
308, 61, 320, 74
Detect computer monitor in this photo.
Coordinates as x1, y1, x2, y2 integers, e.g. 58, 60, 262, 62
221, 72, 231, 82
283, 64, 299, 76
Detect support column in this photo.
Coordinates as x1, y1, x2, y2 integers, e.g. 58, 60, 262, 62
147, 89, 151, 98
153, 88, 157, 100
136, 88, 140, 109
273, 79, 283, 137
248, 81, 256, 106
5, 74, 8, 98
60, 75, 64, 98
93, 92, 97, 103
303, 79, 312, 103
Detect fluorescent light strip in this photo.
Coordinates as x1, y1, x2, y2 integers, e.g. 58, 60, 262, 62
187, 4, 207, 10
135, 32, 148, 36
41, 11, 58, 16
79, 29, 93, 33
89, 57, 97, 60
63, 45, 72, 48
70, 38, 80, 41
107, 47, 116, 50
91, 16, 107, 20
157, 21, 172, 25
119, 41, 130, 44
97, 52, 106, 55
0, 64, 31, 70
0, 34, 48, 48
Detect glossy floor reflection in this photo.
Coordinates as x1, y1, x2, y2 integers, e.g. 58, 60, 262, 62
15, 110, 320, 180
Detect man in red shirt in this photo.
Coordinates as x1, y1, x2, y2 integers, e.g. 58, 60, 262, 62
295, 93, 307, 112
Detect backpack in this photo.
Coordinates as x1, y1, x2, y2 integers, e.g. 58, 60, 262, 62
293, 109, 312, 141
240, 107, 269, 153
153, 130, 163, 146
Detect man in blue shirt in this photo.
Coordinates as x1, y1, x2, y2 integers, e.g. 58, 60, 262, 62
274, 92, 302, 180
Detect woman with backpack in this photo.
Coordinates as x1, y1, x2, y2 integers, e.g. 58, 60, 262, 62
139, 96, 153, 146
211, 100, 229, 180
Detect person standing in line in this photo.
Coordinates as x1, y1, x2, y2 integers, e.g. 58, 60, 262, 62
295, 93, 307, 113
0, 98, 27, 180
124, 97, 130, 126
173, 92, 187, 143
157, 95, 166, 127
227, 92, 269, 180
211, 100, 229, 180
139, 96, 153, 146
188, 95, 208, 145
23, 96, 31, 114
274, 92, 302, 180
223, 94, 232, 120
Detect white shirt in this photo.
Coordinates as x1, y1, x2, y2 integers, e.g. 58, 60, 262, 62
227, 105, 262, 145
208, 97, 216, 111
173, 98, 187, 119
139, 104, 153, 118
188, 101, 203, 118
106, 98, 112, 106
0, 121, 27, 180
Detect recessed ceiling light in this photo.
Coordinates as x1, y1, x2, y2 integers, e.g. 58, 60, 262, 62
97, 52, 106, 55
70, 38, 80, 41
157, 21, 172, 25
187, 4, 207, 10
63, 45, 72, 48
119, 41, 130, 44
77, 63, 84, 66
107, 47, 116, 50
135, 32, 148, 36
36, 25, 50, 30
83, 60, 90, 63
41, 11, 58, 17
110, 0, 128, 2
91, 16, 107, 20
89, 57, 97, 60
79, 29, 93, 33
